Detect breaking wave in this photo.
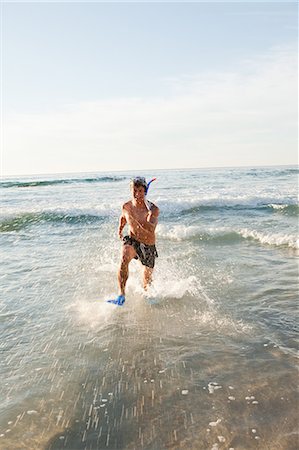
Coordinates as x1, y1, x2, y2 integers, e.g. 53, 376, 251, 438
0, 176, 126, 189
157, 224, 299, 249
157, 196, 299, 216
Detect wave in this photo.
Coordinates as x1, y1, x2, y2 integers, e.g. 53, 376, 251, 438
0, 212, 106, 232
0, 176, 126, 189
157, 224, 299, 249
242, 167, 299, 177
157, 224, 243, 244
273, 167, 298, 176
238, 228, 299, 249
267, 204, 299, 216
157, 197, 299, 216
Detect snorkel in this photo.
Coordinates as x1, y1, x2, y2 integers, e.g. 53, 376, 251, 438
145, 177, 156, 195
145, 177, 156, 211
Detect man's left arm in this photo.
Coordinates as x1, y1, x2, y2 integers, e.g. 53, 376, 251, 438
146, 205, 159, 229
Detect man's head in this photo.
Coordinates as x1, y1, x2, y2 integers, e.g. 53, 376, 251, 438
130, 177, 147, 201
130, 177, 147, 192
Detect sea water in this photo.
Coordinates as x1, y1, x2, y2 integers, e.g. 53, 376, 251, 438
0, 166, 298, 449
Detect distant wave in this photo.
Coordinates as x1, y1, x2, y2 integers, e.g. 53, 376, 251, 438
0, 212, 106, 232
0, 176, 126, 189
157, 224, 299, 249
243, 167, 299, 177
157, 197, 299, 217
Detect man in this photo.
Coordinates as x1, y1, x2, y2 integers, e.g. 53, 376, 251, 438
108, 177, 159, 306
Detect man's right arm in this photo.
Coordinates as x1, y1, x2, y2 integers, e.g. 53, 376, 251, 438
118, 206, 127, 239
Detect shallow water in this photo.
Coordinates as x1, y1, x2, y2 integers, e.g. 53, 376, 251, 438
0, 166, 298, 449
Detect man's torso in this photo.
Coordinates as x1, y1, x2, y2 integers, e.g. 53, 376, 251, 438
123, 201, 157, 245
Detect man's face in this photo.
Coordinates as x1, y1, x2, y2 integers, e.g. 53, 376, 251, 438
131, 185, 146, 201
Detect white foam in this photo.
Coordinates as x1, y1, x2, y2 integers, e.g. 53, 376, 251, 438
67, 298, 117, 329
157, 224, 202, 241
130, 271, 201, 300
239, 228, 299, 249
157, 223, 233, 241
209, 419, 221, 427
208, 382, 222, 394
269, 203, 289, 210
126, 268, 251, 335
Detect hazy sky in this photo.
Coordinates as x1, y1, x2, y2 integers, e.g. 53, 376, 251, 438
1, 1, 298, 176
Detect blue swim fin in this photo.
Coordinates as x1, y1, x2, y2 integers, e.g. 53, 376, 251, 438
107, 295, 125, 306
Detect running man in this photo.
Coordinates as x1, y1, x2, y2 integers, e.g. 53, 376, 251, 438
108, 177, 159, 305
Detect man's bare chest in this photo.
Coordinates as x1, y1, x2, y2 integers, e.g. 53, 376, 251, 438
126, 206, 148, 224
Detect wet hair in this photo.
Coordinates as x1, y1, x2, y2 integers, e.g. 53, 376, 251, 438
130, 177, 147, 191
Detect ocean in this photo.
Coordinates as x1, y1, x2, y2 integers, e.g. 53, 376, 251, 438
0, 166, 298, 450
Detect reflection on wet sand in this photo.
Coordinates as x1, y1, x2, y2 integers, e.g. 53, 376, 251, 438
11, 298, 295, 450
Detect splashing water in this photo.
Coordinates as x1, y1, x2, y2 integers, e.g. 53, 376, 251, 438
1, 167, 298, 449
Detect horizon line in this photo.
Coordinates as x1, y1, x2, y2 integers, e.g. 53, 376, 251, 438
1, 163, 298, 179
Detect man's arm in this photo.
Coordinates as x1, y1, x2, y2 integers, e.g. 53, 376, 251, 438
118, 206, 127, 239
146, 205, 159, 230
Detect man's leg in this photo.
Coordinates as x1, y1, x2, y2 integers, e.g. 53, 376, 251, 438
118, 244, 136, 296
143, 266, 153, 291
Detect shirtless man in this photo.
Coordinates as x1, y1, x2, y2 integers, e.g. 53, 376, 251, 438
108, 177, 159, 306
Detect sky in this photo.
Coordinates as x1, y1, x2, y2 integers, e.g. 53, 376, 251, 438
1, 1, 298, 176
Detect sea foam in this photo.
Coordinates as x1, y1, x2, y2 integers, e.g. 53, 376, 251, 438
239, 228, 299, 249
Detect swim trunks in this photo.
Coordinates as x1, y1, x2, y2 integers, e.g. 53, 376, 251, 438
123, 236, 158, 268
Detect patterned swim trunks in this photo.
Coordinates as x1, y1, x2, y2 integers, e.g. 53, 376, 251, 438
123, 236, 158, 268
